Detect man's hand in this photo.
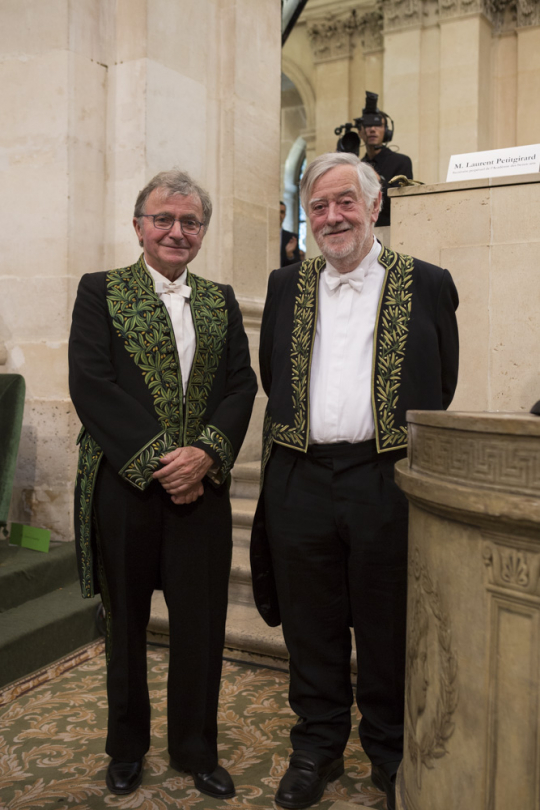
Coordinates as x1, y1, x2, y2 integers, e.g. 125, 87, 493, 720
285, 235, 298, 259
152, 446, 214, 504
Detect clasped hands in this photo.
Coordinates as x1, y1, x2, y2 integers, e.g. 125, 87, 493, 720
152, 446, 214, 505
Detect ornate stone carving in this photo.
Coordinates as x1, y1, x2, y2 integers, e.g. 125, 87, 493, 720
438, 0, 540, 26
483, 540, 540, 596
406, 549, 458, 789
307, 11, 360, 62
410, 426, 540, 496
381, 0, 424, 30
377, 0, 538, 31
515, 0, 540, 27
358, 10, 384, 51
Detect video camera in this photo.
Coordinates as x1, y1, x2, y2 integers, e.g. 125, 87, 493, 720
335, 92, 394, 155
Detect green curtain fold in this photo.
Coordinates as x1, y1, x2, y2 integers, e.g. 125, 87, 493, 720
0, 374, 26, 528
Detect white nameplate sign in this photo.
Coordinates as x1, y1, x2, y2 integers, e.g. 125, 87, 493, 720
446, 144, 540, 182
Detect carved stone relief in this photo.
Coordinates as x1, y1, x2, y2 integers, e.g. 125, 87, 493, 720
406, 549, 458, 789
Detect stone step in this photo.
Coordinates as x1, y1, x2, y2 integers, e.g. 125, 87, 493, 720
0, 580, 101, 688
230, 461, 260, 500
148, 592, 357, 672
229, 543, 253, 606
0, 542, 78, 613
148, 590, 289, 662
231, 496, 257, 529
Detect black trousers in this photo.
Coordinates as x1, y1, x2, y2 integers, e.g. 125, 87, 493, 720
264, 441, 408, 768
93, 459, 232, 771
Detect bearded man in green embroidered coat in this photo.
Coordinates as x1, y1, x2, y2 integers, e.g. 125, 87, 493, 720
69, 170, 257, 798
250, 154, 459, 810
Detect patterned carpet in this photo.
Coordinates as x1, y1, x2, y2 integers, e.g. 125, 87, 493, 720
0, 641, 387, 809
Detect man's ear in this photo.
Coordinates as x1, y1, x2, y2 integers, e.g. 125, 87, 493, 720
371, 190, 382, 223
133, 217, 144, 247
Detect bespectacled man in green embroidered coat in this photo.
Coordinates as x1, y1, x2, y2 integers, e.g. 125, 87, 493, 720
250, 153, 459, 810
69, 170, 257, 799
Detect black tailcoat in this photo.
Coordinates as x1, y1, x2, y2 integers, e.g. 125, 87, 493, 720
251, 246, 459, 627
69, 255, 257, 766
70, 255, 257, 598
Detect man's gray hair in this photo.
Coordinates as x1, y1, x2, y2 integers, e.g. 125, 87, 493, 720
134, 169, 213, 226
300, 153, 381, 214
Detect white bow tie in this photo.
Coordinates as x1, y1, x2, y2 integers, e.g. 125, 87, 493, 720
324, 271, 364, 294
154, 280, 192, 299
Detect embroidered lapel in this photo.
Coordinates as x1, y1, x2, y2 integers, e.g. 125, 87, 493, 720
262, 256, 325, 471
372, 246, 414, 452
184, 271, 228, 445
106, 255, 183, 442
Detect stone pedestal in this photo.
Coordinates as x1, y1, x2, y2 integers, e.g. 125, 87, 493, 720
395, 410, 540, 810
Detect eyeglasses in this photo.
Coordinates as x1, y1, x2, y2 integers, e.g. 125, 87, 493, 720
141, 214, 204, 234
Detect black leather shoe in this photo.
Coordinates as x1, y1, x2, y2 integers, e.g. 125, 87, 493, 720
371, 764, 397, 810
170, 759, 235, 799
106, 758, 143, 795
275, 750, 344, 809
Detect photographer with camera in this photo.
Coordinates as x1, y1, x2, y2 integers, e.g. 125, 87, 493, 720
336, 92, 413, 227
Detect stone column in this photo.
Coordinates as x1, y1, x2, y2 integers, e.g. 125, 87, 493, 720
306, 12, 358, 155
438, 4, 493, 178
395, 410, 540, 810
0, 0, 108, 540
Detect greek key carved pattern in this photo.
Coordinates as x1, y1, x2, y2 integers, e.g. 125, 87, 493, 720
411, 427, 540, 495
483, 541, 540, 596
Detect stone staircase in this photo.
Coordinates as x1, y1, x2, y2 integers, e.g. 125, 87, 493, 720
149, 460, 356, 670
149, 461, 288, 664
0, 541, 100, 688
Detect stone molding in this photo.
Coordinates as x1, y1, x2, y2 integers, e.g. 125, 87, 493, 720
409, 424, 540, 497
237, 297, 264, 330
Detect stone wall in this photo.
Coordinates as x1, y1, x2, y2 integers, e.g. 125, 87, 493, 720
0, 0, 281, 542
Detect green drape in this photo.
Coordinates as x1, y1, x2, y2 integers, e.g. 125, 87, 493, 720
0, 374, 25, 528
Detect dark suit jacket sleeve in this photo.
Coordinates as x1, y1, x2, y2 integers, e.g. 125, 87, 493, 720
402, 154, 413, 179
259, 271, 278, 397
191, 284, 258, 482
69, 272, 167, 480
436, 269, 459, 408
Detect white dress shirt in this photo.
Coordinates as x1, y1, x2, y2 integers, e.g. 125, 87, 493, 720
309, 238, 385, 444
145, 262, 196, 398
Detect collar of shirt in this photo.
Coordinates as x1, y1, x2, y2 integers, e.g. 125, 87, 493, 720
145, 262, 191, 298
322, 237, 381, 294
